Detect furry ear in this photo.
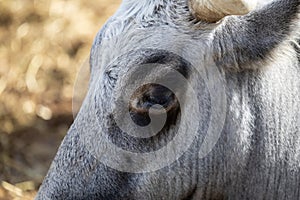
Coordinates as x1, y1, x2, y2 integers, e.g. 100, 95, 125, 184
212, 0, 300, 71
189, 0, 257, 22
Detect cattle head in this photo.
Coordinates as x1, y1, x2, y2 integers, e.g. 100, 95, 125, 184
36, 0, 300, 199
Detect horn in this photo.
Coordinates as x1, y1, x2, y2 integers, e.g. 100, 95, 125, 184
189, 0, 258, 22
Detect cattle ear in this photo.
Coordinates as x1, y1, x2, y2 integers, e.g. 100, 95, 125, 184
189, 0, 257, 22
212, 0, 300, 71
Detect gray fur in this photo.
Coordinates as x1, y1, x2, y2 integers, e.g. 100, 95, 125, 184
36, 0, 300, 199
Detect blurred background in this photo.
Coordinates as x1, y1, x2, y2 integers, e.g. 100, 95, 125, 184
0, 0, 121, 199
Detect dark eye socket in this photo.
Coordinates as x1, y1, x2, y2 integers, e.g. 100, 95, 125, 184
129, 83, 179, 127
141, 85, 175, 109
130, 84, 178, 113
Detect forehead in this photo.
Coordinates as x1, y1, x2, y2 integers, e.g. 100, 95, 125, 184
91, 29, 213, 76
117, 0, 190, 22
89, 0, 219, 82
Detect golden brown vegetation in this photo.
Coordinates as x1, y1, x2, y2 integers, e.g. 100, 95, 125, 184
0, 0, 121, 199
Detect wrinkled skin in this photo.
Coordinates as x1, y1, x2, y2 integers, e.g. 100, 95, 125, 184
36, 0, 300, 199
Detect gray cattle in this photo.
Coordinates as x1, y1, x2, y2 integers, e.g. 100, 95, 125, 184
36, 0, 300, 199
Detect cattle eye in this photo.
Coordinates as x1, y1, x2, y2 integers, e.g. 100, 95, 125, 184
129, 84, 179, 126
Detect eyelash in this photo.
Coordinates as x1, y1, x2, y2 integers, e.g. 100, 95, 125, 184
105, 68, 118, 87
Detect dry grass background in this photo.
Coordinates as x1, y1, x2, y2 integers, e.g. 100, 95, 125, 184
0, 0, 121, 199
